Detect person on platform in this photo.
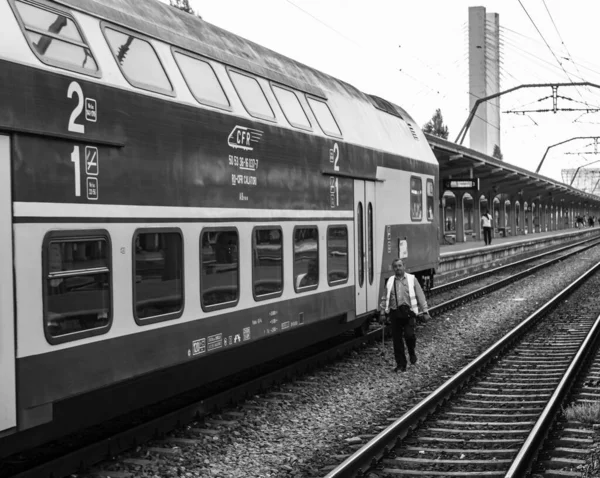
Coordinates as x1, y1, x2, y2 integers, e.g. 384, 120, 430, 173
382, 258, 431, 373
481, 209, 493, 245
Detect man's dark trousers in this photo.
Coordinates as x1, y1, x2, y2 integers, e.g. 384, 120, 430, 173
389, 308, 416, 369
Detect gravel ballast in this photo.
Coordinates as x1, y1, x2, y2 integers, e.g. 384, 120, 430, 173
90, 247, 600, 478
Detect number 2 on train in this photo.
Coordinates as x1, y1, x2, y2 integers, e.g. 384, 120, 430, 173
333, 143, 340, 171
67, 81, 85, 134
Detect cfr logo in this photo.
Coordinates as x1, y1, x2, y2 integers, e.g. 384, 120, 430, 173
227, 126, 263, 151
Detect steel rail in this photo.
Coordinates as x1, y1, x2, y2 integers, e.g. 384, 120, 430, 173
323, 261, 600, 478
506, 265, 600, 477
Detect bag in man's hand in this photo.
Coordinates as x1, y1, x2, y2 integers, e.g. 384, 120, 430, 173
398, 303, 417, 319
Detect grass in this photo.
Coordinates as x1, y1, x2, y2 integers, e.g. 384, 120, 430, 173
564, 401, 600, 424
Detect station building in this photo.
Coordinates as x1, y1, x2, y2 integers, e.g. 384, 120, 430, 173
429, 134, 600, 245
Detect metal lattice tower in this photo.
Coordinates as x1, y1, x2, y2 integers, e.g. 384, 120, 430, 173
561, 168, 600, 195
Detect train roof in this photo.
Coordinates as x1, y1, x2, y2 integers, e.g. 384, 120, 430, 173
54, 0, 416, 118
53, 0, 333, 97
51, 0, 434, 164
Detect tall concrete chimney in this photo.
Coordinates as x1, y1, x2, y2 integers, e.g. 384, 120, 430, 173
469, 6, 501, 157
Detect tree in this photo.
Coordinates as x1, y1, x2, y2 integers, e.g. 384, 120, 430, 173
169, 0, 195, 15
492, 144, 503, 161
422, 109, 449, 139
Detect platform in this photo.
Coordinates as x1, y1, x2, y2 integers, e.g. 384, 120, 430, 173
436, 227, 600, 284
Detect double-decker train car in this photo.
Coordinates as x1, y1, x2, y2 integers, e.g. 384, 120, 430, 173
0, 0, 439, 456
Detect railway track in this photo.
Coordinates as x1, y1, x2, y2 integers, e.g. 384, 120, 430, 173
534, 320, 600, 476
428, 237, 600, 314
324, 260, 600, 478
431, 235, 600, 296
5, 241, 600, 478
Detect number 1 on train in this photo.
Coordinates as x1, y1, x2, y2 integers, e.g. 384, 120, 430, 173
71, 146, 81, 197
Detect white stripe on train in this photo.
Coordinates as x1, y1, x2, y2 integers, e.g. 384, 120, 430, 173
13, 202, 355, 219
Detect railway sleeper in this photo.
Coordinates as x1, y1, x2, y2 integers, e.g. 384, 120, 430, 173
398, 445, 519, 456
381, 470, 505, 476
442, 411, 540, 419
550, 446, 593, 457
405, 436, 524, 446
541, 456, 587, 468
552, 436, 594, 446
383, 456, 512, 469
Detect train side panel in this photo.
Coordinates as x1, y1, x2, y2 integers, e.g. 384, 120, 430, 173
0, 134, 16, 435
0, 0, 440, 455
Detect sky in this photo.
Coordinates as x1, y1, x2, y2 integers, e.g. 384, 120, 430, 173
162, 0, 600, 186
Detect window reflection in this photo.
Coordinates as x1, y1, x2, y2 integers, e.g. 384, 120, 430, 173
426, 179, 434, 221
16, 1, 82, 42
46, 238, 110, 338
327, 226, 348, 284
253, 228, 283, 298
411, 177, 423, 221
307, 97, 342, 137
357, 203, 364, 287
14, 0, 99, 73
201, 230, 239, 308
29, 33, 97, 70
229, 71, 275, 119
272, 85, 310, 129
134, 232, 183, 320
368, 204, 374, 285
105, 28, 172, 92
294, 227, 319, 291
174, 52, 229, 108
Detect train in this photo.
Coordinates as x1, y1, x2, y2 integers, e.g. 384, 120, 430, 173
0, 0, 439, 457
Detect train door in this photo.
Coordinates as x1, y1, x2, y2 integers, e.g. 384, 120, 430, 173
0, 134, 16, 433
354, 180, 377, 316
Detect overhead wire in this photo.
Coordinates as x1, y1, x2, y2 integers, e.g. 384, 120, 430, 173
501, 15, 600, 111
286, 0, 472, 121
501, 23, 600, 75
515, 0, 597, 147
286, 0, 581, 143
499, 31, 600, 112
541, 0, 591, 94
516, 0, 578, 84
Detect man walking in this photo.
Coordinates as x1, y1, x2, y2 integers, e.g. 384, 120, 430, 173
481, 209, 493, 245
383, 258, 431, 372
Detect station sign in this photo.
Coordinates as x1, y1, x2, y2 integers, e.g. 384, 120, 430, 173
443, 178, 479, 190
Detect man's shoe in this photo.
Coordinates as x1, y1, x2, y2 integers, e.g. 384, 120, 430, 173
393, 366, 406, 373
410, 355, 418, 365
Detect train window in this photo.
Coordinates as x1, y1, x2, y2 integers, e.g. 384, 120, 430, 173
306, 97, 342, 137
173, 50, 230, 110
357, 202, 364, 287
271, 85, 311, 130
200, 228, 239, 310
426, 179, 434, 222
228, 70, 275, 121
11, 0, 100, 77
43, 231, 111, 344
410, 176, 423, 221
133, 230, 183, 324
368, 95, 404, 120
293, 226, 319, 292
253, 227, 283, 300
103, 26, 173, 95
327, 226, 348, 285
368, 203, 374, 285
